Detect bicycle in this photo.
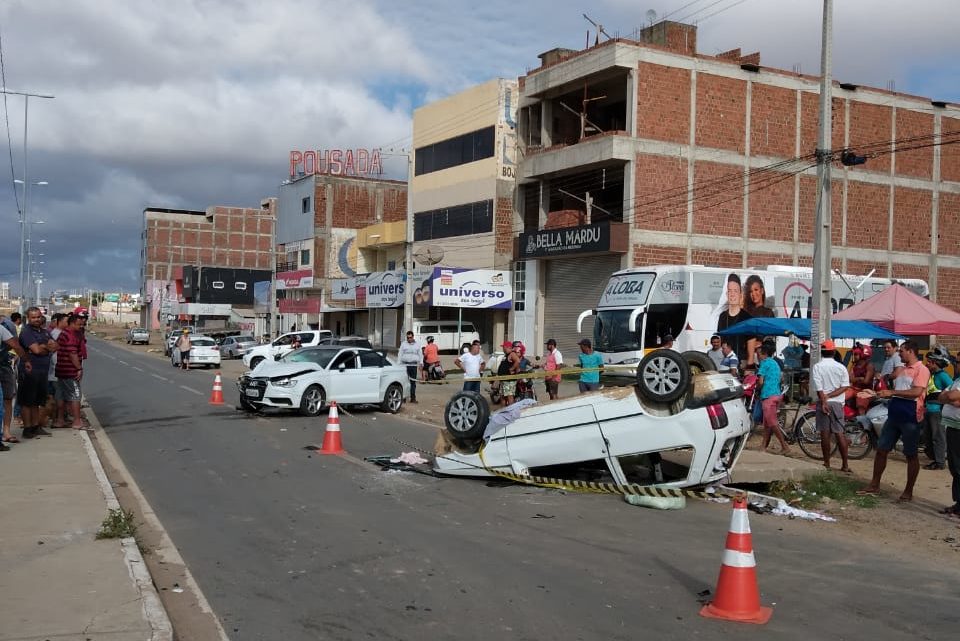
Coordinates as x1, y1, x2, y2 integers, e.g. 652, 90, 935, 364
792, 405, 874, 461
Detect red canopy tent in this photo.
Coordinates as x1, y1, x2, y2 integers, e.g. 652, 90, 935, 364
833, 284, 960, 335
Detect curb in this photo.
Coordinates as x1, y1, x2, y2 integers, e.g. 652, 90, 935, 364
83, 404, 232, 641
80, 427, 174, 641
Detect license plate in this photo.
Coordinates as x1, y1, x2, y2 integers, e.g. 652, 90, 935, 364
244, 388, 260, 397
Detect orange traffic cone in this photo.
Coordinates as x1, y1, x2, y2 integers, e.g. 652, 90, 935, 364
699, 496, 772, 624
209, 372, 225, 405
320, 402, 344, 454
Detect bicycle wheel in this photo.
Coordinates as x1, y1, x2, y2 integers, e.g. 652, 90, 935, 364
795, 410, 836, 460
844, 421, 874, 460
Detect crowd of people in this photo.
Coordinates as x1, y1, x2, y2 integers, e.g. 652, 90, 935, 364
0, 307, 89, 451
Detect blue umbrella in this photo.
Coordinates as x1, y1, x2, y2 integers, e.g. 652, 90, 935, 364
717, 317, 902, 340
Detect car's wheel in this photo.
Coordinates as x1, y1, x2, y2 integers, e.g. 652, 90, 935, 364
444, 391, 489, 441
679, 350, 716, 375
250, 356, 265, 369
299, 385, 326, 417
381, 383, 404, 413
637, 349, 690, 403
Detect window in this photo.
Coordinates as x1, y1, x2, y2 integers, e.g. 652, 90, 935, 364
212, 281, 225, 290
360, 351, 386, 368
300, 249, 310, 266
419, 324, 438, 334
332, 351, 357, 370
234, 282, 247, 291
301, 196, 311, 214
414, 199, 493, 241
415, 126, 495, 176
514, 262, 526, 312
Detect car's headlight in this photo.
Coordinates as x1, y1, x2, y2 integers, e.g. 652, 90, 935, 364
272, 378, 295, 387
619, 358, 641, 364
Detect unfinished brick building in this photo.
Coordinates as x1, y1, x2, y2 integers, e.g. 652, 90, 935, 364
515, 20, 960, 348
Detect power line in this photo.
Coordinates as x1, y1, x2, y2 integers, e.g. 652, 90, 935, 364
0, 24, 21, 217
694, 0, 750, 24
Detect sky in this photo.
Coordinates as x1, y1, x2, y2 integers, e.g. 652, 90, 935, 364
0, 0, 956, 296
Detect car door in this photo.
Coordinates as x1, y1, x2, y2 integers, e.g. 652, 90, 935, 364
358, 350, 390, 400
324, 350, 372, 403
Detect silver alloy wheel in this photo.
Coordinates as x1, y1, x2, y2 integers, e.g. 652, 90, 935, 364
303, 387, 324, 415
385, 384, 403, 412
641, 354, 683, 397
446, 395, 480, 434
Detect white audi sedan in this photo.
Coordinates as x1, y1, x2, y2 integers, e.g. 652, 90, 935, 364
238, 346, 409, 416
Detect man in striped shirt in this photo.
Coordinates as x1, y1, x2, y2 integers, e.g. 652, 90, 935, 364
55, 314, 85, 430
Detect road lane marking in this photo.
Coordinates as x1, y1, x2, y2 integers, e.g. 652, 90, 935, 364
118, 360, 128, 366
151, 374, 169, 382
132, 366, 144, 372
180, 385, 204, 396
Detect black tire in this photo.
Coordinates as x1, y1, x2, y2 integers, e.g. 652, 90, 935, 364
444, 391, 490, 441
250, 356, 265, 370
636, 349, 690, 403
381, 383, 404, 414
679, 350, 717, 375
299, 385, 326, 417
844, 421, 875, 460
795, 410, 837, 460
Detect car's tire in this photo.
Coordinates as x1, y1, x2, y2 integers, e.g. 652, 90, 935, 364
381, 383, 404, 414
299, 385, 326, 417
637, 349, 690, 403
250, 356, 265, 369
444, 391, 490, 441
679, 350, 717, 375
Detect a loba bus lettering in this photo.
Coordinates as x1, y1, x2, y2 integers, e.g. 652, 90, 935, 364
787, 296, 856, 318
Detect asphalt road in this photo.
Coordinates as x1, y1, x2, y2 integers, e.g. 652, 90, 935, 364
84, 337, 959, 640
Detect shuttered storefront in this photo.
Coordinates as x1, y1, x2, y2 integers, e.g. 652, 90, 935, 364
543, 255, 623, 353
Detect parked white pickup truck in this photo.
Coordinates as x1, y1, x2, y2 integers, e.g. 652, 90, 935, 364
242, 330, 333, 369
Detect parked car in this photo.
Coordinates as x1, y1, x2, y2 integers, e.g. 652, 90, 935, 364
412, 320, 480, 352
170, 336, 222, 369
317, 335, 373, 349
435, 349, 750, 489
125, 327, 150, 345
242, 330, 333, 369
220, 335, 257, 359
238, 346, 408, 416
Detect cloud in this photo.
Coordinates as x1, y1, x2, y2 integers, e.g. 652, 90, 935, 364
0, 0, 956, 295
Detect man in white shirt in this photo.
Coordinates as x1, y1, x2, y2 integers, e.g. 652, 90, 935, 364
718, 341, 739, 375
706, 334, 724, 370
877, 339, 902, 387
454, 340, 485, 393
811, 339, 851, 472
397, 331, 423, 403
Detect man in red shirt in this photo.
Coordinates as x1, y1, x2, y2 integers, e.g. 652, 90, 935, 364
859, 340, 930, 502
55, 314, 85, 430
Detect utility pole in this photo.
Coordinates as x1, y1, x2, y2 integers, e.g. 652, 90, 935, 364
1, 88, 55, 312
403, 153, 414, 335
810, 0, 833, 368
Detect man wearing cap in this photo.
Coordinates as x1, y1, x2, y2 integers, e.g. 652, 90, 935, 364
454, 340, 485, 393
175, 328, 192, 371
811, 339, 852, 472
542, 339, 563, 400
496, 341, 521, 405
577, 338, 603, 394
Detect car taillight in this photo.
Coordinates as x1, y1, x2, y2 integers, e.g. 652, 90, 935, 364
706, 403, 728, 430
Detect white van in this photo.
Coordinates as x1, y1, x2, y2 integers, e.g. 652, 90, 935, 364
413, 320, 480, 352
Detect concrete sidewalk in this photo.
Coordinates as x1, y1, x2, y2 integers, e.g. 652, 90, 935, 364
0, 427, 171, 641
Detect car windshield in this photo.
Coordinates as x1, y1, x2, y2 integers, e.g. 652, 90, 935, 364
283, 347, 339, 367
594, 309, 642, 352
192, 338, 216, 347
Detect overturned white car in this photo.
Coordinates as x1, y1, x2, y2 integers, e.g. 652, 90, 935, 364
435, 349, 749, 488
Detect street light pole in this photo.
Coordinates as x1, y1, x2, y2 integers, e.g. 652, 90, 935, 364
810, 0, 833, 368
1, 88, 55, 311
403, 154, 414, 334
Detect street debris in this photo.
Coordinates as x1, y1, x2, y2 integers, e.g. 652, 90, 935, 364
390, 451, 429, 465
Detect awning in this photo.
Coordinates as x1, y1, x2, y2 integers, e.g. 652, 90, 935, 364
716, 317, 903, 340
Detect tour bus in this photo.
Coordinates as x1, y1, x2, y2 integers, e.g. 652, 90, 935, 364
577, 265, 928, 368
